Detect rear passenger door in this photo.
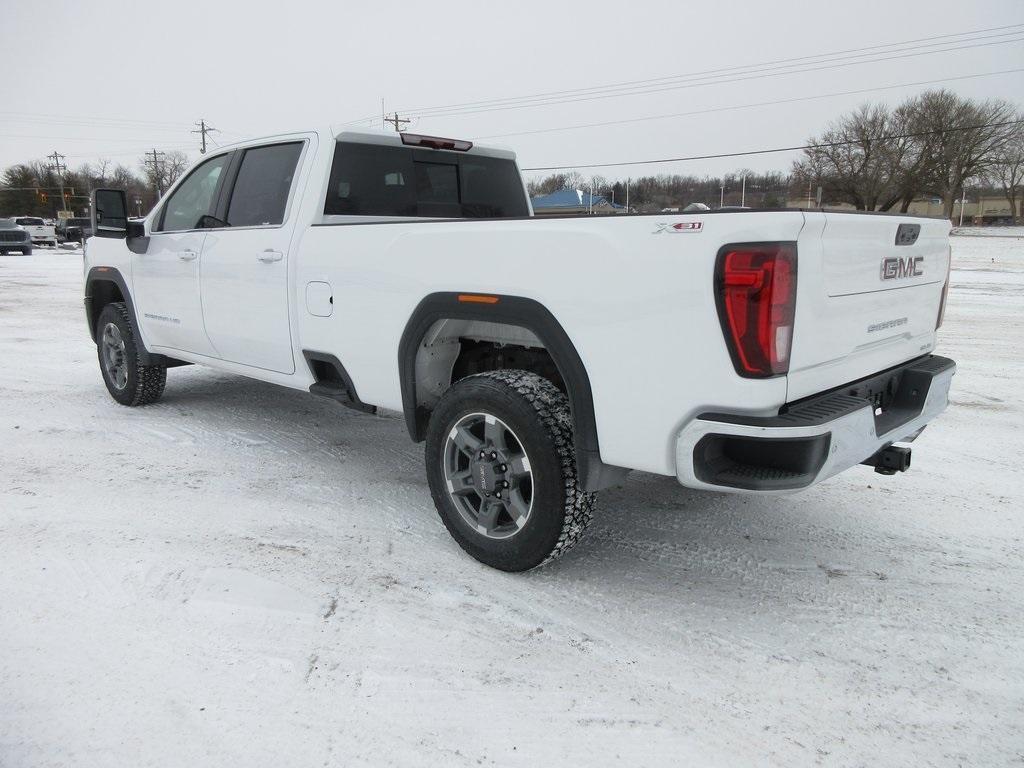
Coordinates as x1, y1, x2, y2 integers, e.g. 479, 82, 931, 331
199, 141, 305, 374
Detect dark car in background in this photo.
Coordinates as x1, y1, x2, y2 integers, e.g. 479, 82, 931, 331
0, 218, 33, 255
57, 217, 93, 244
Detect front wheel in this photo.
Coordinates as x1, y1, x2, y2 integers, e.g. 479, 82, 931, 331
96, 302, 166, 406
425, 369, 596, 571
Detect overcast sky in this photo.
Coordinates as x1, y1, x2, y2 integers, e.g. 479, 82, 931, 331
2, 0, 1022, 183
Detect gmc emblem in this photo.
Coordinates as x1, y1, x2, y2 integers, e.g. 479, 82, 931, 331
881, 256, 923, 280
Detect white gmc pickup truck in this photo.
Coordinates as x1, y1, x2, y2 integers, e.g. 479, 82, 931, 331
85, 127, 956, 571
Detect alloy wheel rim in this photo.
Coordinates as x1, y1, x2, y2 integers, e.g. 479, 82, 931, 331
101, 322, 129, 390
442, 412, 534, 540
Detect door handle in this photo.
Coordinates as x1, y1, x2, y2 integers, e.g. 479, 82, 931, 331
258, 249, 283, 263
178, 249, 198, 261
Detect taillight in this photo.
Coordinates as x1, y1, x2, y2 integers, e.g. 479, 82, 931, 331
936, 245, 951, 329
715, 242, 797, 378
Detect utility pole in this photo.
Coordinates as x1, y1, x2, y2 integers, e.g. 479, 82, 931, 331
625, 178, 629, 213
720, 183, 725, 209
145, 149, 167, 198
741, 174, 747, 207
192, 119, 218, 154
47, 151, 68, 214
958, 186, 967, 227
383, 112, 411, 132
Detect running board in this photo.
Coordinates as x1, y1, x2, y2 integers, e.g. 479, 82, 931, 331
304, 351, 377, 415
309, 381, 376, 414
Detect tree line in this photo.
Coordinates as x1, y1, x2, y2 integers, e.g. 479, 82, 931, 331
0, 151, 190, 218
792, 90, 1022, 219
528, 91, 1023, 221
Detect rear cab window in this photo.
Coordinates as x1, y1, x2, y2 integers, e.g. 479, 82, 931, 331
324, 142, 528, 218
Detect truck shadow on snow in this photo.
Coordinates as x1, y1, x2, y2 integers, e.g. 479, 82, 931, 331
148, 369, 894, 587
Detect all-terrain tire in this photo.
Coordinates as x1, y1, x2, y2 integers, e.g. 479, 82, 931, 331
425, 369, 596, 571
96, 302, 167, 406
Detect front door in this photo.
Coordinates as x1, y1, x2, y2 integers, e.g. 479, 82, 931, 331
132, 153, 231, 357
200, 142, 304, 374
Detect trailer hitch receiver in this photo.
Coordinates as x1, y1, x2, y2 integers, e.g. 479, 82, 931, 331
861, 445, 912, 476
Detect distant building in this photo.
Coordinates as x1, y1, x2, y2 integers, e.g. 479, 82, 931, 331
530, 188, 627, 216
783, 194, 1020, 224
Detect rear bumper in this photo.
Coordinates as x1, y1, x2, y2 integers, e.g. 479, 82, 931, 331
675, 355, 956, 492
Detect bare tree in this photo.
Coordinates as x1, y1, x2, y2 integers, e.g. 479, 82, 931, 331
92, 158, 112, 185
910, 90, 1018, 219
164, 151, 189, 187
985, 117, 1024, 223
792, 103, 905, 210
139, 150, 191, 197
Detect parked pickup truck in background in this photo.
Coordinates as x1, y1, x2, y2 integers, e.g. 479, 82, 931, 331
58, 217, 93, 243
83, 127, 956, 571
13, 216, 56, 247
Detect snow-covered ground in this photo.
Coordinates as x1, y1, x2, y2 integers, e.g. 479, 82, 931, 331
1, 232, 1022, 767
950, 225, 1024, 238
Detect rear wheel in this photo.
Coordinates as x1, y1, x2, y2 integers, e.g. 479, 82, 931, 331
96, 302, 166, 406
425, 369, 595, 571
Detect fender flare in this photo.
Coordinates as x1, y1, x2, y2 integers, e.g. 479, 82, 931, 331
398, 292, 624, 491
84, 266, 162, 365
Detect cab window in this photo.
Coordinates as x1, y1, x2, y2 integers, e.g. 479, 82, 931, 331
155, 154, 229, 232
225, 143, 303, 227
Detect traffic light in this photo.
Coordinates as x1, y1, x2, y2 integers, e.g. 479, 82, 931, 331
41, 192, 48, 203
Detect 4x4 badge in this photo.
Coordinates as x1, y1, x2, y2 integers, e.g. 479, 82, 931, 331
654, 221, 702, 234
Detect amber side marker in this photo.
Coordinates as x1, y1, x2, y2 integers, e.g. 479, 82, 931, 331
457, 294, 499, 305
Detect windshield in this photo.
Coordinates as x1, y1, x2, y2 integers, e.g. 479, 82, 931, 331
324, 142, 529, 218
15, 217, 44, 226
0, 218, 17, 229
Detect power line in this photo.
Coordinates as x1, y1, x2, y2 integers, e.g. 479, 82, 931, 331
46, 151, 69, 213
63, 145, 194, 159
192, 119, 219, 154
0, 111, 193, 129
474, 68, 1024, 141
337, 23, 1024, 126
144, 149, 167, 197
0, 132, 198, 142
383, 112, 412, 132
400, 26, 1024, 118
519, 119, 1024, 172
402, 36, 1024, 121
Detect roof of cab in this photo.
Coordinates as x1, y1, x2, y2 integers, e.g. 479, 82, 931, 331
214, 125, 516, 161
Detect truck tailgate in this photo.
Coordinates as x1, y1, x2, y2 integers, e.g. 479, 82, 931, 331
787, 212, 950, 401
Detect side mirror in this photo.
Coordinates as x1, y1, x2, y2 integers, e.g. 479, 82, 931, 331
92, 189, 129, 239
